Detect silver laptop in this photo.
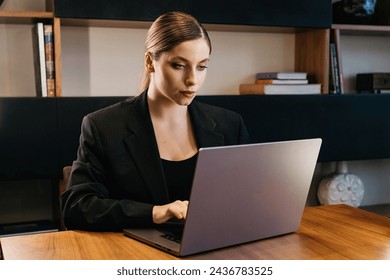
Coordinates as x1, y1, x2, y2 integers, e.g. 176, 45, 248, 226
124, 138, 322, 256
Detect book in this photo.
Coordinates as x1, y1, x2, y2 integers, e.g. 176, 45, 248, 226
255, 79, 308, 85
32, 22, 47, 97
328, 45, 335, 93
44, 24, 56, 97
329, 43, 341, 94
239, 83, 322, 95
330, 29, 344, 93
255, 72, 307, 80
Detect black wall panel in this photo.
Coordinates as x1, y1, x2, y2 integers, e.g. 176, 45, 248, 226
196, 94, 390, 163
57, 96, 127, 171
2, 94, 390, 180
0, 98, 59, 179
56, 94, 390, 167
54, 0, 331, 28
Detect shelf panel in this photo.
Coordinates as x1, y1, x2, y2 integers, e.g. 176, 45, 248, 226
332, 24, 390, 36
54, 0, 331, 29
60, 18, 152, 29
60, 17, 319, 34
0, 11, 53, 24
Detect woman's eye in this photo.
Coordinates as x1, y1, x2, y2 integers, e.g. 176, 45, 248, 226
197, 65, 208, 71
172, 63, 185, 69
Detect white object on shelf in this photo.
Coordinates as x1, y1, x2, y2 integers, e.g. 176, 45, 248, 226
317, 161, 364, 207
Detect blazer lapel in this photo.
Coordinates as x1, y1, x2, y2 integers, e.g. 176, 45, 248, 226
121, 95, 224, 205
189, 101, 225, 147
122, 93, 169, 205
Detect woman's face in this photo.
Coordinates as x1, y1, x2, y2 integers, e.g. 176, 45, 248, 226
148, 38, 210, 106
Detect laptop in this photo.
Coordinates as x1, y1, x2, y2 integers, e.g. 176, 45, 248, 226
124, 138, 322, 256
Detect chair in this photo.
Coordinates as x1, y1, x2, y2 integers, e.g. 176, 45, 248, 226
59, 166, 72, 230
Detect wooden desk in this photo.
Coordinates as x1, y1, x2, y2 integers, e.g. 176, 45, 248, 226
1, 205, 390, 260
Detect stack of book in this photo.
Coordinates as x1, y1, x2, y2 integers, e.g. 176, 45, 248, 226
32, 22, 56, 97
239, 72, 322, 95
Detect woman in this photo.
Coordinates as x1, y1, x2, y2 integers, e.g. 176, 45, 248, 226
60, 11, 250, 231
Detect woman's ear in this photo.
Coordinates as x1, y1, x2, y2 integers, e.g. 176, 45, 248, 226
145, 52, 155, 73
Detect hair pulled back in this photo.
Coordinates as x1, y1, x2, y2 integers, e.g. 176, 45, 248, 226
139, 11, 211, 93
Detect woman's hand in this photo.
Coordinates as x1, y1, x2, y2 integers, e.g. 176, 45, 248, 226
152, 200, 189, 224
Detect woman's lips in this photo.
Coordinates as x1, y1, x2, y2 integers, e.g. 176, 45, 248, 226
180, 91, 196, 97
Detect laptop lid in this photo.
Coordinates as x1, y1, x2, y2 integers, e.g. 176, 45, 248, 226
124, 138, 322, 256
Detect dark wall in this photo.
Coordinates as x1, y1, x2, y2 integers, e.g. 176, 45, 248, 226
0, 98, 58, 180
54, 0, 331, 28
2, 94, 390, 180
57, 97, 126, 171
197, 94, 390, 163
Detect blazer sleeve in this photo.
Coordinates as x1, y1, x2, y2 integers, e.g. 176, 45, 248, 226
60, 115, 154, 231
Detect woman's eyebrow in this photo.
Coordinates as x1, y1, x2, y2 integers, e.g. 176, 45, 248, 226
170, 56, 209, 63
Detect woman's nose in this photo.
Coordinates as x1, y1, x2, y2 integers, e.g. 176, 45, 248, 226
185, 69, 196, 86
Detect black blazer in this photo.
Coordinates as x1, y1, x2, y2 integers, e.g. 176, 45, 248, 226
60, 91, 250, 231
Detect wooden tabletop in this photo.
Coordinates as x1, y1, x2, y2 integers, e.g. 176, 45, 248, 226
1, 204, 390, 260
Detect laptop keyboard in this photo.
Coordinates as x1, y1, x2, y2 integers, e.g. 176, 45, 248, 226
161, 232, 182, 243
159, 225, 183, 244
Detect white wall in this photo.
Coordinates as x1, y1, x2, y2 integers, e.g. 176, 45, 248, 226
60, 26, 295, 96
0, 24, 36, 97
341, 35, 390, 92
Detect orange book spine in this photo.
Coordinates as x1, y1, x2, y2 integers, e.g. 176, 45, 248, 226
239, 84, 265, 95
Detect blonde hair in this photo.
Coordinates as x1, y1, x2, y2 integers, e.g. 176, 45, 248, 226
138, 11, 212, 93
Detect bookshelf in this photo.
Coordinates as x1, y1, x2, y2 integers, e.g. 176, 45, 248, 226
0, 0, 332, 97
0, 1, 62, 96
1, 1, 388, 97
60, 22, 329, 96
331, 24, 390, 93
327, 23, 390, 215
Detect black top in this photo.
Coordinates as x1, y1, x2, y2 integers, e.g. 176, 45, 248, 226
161, 154, 198, 201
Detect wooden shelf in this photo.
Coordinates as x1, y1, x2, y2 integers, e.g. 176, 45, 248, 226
0, 11, 53, 18
0, 11, 53, 24
332, 24, 390, 36
60, 18, 152, 30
